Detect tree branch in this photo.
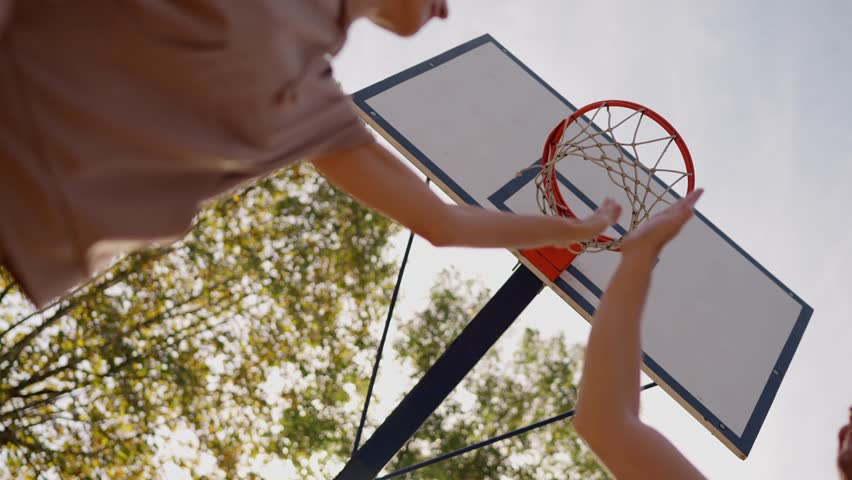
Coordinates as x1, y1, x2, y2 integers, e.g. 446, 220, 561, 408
0, 246, 177, 380
11, 387, 78, 401
101, 295, 245, 380
0, 379, 84, 423
0, 280, 17, 306
6, 358, 86, 398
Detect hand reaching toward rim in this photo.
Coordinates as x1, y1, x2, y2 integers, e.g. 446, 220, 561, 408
565, 198, 623, 245
621, 189, 704, 258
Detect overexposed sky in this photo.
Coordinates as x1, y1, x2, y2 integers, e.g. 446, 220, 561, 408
330, 1, 852, 479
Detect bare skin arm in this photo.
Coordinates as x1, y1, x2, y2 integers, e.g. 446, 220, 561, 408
573, 189, 707, 480
310, 141, 620, 249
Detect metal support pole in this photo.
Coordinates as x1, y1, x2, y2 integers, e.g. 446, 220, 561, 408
377, 382, 658, 479
335, 265, 544, 479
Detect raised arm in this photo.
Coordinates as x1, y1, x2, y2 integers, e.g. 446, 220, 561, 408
573, 190, 706, 480
310, 141, 620, 249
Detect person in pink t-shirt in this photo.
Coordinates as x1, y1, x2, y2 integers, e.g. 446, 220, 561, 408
0, 0, 619, 307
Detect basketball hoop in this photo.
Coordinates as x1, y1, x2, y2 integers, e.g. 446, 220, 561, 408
536, 100, 695, 253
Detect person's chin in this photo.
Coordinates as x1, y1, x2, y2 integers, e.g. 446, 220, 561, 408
370, 17, 422, 37
391, 19, 425, 37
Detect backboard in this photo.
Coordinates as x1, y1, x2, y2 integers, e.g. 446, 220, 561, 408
351, 34, 812, 459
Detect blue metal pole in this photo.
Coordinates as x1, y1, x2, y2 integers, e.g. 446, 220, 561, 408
335, 265, 543, 479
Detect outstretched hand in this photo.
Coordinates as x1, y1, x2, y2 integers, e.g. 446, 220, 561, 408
566, 198, 623, 243
621, 189, 704, 258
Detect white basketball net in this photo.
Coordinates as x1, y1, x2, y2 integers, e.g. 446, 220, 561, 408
535, 103, 693, 253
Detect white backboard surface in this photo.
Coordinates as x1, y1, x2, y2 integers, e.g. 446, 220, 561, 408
352, 35, 811, 459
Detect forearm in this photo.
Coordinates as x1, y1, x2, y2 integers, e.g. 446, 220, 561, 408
572, 190, 705, 479
575, 251, 705, 479
311, 142, 606, 249
437, 204, 592, 248
576, 252, 654, 426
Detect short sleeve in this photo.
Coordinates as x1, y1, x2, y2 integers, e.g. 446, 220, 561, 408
314, 79, 374, 155
258, 58, 374, 169
312, 70, 373, 153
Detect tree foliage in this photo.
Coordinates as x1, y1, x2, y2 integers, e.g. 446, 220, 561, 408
0, 164, 605, 479
387, 270, 607, 480
0, 164, 397, 479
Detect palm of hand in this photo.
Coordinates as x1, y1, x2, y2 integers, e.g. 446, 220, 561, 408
574, 198, 622, 237
621, 190, 704, 257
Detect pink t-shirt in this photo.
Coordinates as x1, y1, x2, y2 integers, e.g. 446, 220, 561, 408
0, 0, 372, 306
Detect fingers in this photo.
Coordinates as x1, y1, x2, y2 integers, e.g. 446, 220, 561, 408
665, 189, 704, 226
680, 188, 704, 210
596, 198, 622, 225
576, 198, 622, 236
668, 189, 703, 217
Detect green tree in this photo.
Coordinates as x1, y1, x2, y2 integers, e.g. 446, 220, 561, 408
0, 166, 605, 479
0, 163, 398, 479
386, 270, 607, 480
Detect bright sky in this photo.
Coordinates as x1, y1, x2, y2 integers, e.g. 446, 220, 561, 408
327, 1, 852, 479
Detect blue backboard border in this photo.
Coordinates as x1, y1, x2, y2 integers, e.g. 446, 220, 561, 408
351, 33, 813, 460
